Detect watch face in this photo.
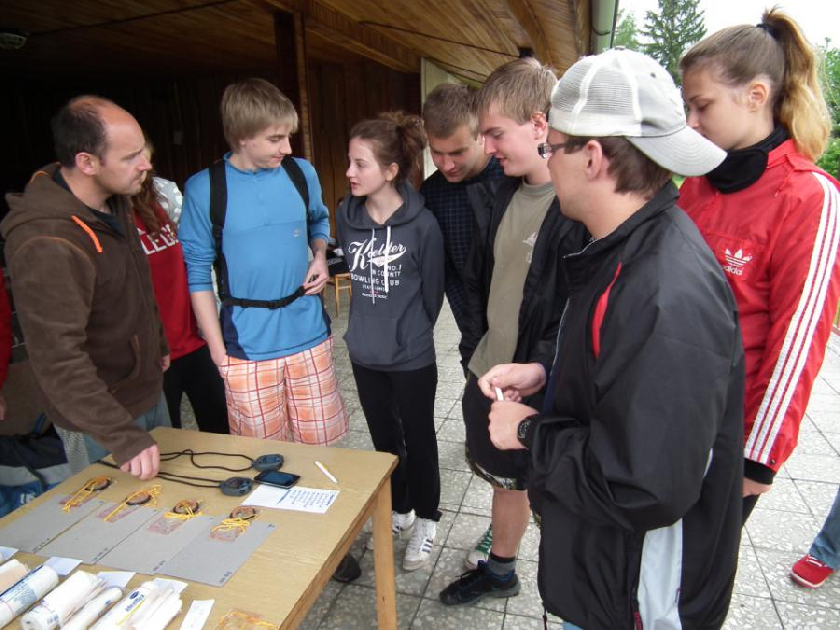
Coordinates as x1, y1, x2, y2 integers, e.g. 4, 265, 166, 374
517, 418, 531, 442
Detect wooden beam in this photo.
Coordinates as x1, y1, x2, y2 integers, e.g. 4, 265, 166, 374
502, 0, 554, 66
250, 0, 420, 74
570, 0, 587, 57
274, 11, 314, 161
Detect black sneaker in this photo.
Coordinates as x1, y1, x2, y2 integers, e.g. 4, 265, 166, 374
439, 560, 520, 605
332, 554, 361, 583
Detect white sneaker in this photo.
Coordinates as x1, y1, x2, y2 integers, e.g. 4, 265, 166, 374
464, 525, 492, 570
366, 510, 416, 550
403, 518, 436, 571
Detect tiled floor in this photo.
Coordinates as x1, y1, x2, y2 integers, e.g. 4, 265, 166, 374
185, 295, 840, 628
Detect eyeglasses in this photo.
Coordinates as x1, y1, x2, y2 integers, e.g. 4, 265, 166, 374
537, 142, 569, 159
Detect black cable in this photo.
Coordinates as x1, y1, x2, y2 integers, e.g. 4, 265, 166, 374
96, 453, 248, 489
159, 449, 254, 472
156, 472, 224, 489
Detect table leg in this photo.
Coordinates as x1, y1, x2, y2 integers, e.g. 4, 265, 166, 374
373, 477, 397, 628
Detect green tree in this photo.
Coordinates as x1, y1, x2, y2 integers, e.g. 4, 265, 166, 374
816, 40, 839, 175
820, 42, 840, 134
642, 0, 706, 85
614, 9, 641, 51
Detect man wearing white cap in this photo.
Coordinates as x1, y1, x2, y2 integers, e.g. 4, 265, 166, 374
477, 49, 745, 629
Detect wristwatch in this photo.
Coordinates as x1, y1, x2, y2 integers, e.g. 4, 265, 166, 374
517, 416, 534, 446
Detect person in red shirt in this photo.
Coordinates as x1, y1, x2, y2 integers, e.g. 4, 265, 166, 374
0, 273, 12, 421
679, 9, 840, 522
133, 145, 228, 434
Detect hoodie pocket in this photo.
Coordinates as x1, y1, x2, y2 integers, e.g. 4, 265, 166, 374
109, 335, 142, 393
344, 313, 408, 366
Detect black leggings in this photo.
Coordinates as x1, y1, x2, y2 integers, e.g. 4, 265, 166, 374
742, 494, 760, 524
163, 344, 229, 434
352, 362, 440, 520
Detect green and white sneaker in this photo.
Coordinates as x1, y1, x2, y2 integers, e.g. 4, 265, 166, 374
366, 510, 416, 550
464, 525, 492, 570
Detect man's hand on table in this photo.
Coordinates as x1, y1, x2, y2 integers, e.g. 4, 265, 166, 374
120, 443, 161, 480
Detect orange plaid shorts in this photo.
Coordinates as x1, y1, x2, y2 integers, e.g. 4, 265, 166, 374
220, 336, 348, 445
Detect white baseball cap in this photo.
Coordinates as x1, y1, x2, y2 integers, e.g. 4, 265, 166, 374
548, 48, 725, 176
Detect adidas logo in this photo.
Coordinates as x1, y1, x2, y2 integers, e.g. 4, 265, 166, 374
723, 248, 753, 276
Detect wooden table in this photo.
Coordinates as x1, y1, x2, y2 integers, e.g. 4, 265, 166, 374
0, 427, 398, 629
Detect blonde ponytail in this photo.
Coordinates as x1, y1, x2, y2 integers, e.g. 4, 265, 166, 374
680, 8, 830, 160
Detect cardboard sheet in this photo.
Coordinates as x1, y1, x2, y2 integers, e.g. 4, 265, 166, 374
99, 513, 215, 574
38, 502, 161, 564
0, 495, 105, 553
159, 519, 275, 587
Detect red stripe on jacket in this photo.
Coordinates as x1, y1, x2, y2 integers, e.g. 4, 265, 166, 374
592, 262, 622, 359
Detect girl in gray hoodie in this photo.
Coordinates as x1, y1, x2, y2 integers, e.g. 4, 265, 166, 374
337, 112, 445, 571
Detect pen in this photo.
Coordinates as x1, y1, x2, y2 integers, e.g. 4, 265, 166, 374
494, 386, 505, 402
315, 461, 338, 484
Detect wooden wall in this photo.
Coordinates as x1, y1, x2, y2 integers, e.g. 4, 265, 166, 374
1, 62, 419, 234
309, 59, 421, 220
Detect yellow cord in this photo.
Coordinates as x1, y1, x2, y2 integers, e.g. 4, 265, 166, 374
62, 476, 112, 512
164, 500, 202, 520
104, 485, 162, 522
211, 517, 252, 534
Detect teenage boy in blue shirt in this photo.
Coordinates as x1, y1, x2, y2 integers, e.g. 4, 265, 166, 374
180, 78, 348, 447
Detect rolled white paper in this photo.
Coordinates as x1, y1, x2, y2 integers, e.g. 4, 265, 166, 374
0, 565, 60, 627
0, 560, 29, 594
22, 570, 103, 630
63, 587, 124, 630
128, 587, 181, 630
91, 582, 155, 630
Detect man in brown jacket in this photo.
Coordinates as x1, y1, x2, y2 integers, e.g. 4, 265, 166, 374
1, 96, 170, 480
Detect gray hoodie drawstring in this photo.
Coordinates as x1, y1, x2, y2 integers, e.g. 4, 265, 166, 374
384, 225, 391, 294
369, 228, 376, 304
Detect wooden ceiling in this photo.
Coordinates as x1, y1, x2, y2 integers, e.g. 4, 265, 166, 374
0, 0, 591, 81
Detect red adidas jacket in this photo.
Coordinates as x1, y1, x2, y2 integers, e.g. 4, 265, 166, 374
680, 140, 840, 481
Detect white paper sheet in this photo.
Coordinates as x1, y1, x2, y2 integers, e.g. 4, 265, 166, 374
98, 571, 135, 589
152, 577, 188, 594
0, 547, 18, 561
43, 556, 82, 575
242, 485, 338, 514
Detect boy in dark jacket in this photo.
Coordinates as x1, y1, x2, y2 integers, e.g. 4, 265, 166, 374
420, 83, 505, 337
481, 49, 744, 629
439, 57, 588, 604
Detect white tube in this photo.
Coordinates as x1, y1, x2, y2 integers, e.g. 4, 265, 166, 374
0, 560, 29, 594
0, 565, 59, 628
21, 571, 102, 630
137, 593, 180, 630
128, 588, 180, 630
63, 587, 123, 630
90, 582, 155, 630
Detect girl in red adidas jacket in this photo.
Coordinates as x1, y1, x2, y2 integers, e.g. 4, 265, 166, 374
680, 9, 840, 522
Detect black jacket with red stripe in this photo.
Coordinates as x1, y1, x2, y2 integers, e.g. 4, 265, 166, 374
524, 184, 745, 629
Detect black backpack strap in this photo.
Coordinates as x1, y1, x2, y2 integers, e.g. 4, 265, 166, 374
209, 157, 312, 310
209, 160, 230, 302
281, 157, 309, 212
